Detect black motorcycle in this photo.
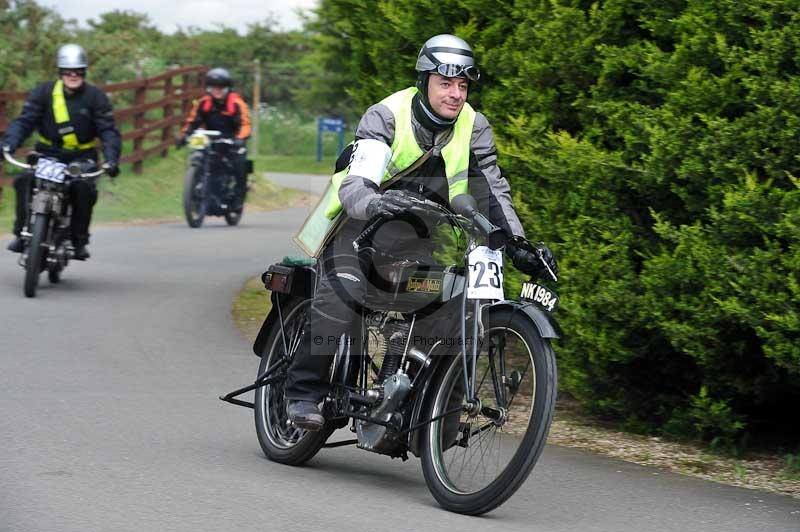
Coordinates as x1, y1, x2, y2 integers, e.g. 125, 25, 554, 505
3, 149, 107, 298
182, 128, 247, 228
222, 194, 560, 515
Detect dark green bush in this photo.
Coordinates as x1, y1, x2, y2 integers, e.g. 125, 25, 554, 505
308, 0, 800, 443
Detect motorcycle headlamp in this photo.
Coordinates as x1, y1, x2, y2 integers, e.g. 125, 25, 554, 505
188, 133, 210, 150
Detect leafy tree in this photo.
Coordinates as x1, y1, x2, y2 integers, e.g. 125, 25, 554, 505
0, 0, 75, 91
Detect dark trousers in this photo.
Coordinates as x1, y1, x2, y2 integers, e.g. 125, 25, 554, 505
285, 218, 437, 403
285, 243, 368, 402
13, 172, 98, 246
233, 150, 247, 202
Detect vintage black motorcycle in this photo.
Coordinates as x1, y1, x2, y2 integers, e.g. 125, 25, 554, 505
182, 128, 248, 228
3, 149, 107, 298
222, 194, 560, 515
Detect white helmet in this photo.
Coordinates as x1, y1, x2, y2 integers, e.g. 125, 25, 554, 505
57, 44, 88, 70
415, 34, 480, 81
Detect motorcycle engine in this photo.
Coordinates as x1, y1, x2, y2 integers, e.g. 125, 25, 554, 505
356, 314, 414, 456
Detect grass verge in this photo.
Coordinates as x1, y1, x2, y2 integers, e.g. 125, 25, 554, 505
232, 275, 272, 344
231, 276, 800, 500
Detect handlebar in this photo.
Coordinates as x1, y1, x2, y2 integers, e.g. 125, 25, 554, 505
190, 129, 235, 145
352, 195, 507, 252
3, 149, 107, 179
2, 149, 28, 170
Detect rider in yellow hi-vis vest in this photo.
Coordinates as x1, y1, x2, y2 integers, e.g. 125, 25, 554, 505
2, 44, 121, 260
285, 34, 559, 430
322, 86, 475, 220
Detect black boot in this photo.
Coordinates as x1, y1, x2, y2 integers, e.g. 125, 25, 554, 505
72, 245, 90, 261
6, 237, 24, 253
287, 400, 324, 431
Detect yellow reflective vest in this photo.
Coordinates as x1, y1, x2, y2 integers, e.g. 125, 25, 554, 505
38, 80, 97, 151
323, 86, 475, 219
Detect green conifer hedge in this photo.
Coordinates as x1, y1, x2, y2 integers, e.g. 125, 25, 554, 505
309, 0, 800, 444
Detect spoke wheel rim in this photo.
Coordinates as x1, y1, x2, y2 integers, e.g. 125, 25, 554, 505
429, 326, 536, 495
258, 302, 311, 449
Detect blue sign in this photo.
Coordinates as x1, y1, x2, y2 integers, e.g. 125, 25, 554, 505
319, 118, 345, 132
317, 117, 346, 161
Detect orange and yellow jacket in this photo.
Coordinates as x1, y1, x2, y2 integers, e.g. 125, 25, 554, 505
181, 91, 251, 139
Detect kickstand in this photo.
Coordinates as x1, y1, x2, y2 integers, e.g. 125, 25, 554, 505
219, 358, 288, 409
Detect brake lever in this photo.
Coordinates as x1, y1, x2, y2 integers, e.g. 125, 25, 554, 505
537, 249, 558, 283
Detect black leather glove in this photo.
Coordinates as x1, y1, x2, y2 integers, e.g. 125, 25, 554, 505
103, 161, 120, 178
508, 243, 559, 280
175, 135, 186, 149
365, 189, 414, 219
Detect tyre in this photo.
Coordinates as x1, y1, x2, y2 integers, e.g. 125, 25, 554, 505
224, 207, 242, 226
24, 213, 49, 298
47, 265, 61, 284
183, 165, 205, 228
420, 308, 558, 515
254, 298, 332, 465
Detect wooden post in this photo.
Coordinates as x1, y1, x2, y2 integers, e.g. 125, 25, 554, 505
133, 81, 147, 174
181, 74, 192, 118
251, 59, 260, 157
161, 74, 174, 157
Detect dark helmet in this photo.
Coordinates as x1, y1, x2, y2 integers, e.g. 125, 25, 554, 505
205, 68, 232, 88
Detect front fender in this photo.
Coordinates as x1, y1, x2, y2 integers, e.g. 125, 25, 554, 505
486, 300, 560, 339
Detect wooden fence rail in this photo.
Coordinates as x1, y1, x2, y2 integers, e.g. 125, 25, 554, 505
0, 65, 207, 203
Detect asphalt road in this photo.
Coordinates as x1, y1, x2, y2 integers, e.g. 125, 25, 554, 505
1, 174, 798, 532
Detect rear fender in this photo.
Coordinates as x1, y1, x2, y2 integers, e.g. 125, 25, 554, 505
252, 263, 317, 357
252, 292, 290, 357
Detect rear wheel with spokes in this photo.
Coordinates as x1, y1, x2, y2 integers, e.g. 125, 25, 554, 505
254, 298, 331, 465
420, 308, 557, 515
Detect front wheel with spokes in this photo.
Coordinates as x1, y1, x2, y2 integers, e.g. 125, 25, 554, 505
254, 298, 331, 465
420, 308, 557, 515
183, 165, 205, 228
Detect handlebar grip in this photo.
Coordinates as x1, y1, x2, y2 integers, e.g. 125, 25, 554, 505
472, 212, 507, 250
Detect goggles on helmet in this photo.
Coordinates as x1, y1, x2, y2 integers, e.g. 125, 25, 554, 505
59, 68, 86, 78
434, 63, 480, 81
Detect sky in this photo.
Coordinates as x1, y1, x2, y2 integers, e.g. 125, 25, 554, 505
47, 0, 318, 33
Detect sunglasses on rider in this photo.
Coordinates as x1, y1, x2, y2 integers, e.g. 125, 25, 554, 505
59, 68, 86, 78
435, 63, 481, 82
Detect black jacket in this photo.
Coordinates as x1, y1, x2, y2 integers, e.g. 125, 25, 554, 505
180, 92, 251, 140
2, 80, 121, 164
